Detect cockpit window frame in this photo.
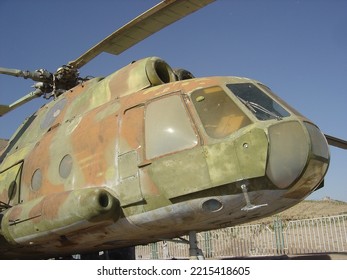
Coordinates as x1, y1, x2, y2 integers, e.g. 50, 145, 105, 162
189, 85, 253, 139
257, 83, 305, 118
226, 83, 291, 121
144, 92, 200, 160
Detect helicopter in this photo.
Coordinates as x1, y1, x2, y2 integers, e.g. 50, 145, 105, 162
1, 0, 347, 260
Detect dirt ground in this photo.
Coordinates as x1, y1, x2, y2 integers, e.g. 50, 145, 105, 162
249, 199, 347, 224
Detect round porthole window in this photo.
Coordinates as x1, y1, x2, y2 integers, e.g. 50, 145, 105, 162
41, 98, 67, 130
59, 154, 73, 179
31, 169, 42, 191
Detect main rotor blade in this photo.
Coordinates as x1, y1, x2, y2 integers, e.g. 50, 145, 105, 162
68, 0, 215, 69
0, 67, 51, 83
0, 139, 8, 152
0, 89, 43, 117
0, 105, 10, 117
325, 134, 347, 150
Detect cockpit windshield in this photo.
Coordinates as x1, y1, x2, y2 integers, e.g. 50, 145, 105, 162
227, 83, 290, 121
191, 86, 252, 139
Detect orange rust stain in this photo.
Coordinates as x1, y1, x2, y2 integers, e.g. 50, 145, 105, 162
22, 128, 65, 201
28, 191, 71, 224
20, 92, 82, 200
0, 188, 8, 202
120, 104, 144, 152
28, 199, 44, 223
42, 191, 70, 220
70, 106, 117, 187
108, 69, 131, 98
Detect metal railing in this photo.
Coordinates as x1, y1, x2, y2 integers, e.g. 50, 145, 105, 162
283, 215, 347, 255
135, 215, 347, 259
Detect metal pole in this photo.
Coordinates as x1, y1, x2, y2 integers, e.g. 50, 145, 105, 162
189, 231, 205, 260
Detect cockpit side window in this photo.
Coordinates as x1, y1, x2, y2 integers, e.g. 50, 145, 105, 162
145, 94, 198, 159
191, 86, 252, 139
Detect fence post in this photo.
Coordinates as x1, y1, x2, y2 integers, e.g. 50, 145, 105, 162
274, 216, 285, 255
150, 242, 159, 259
203, 231, 213, 258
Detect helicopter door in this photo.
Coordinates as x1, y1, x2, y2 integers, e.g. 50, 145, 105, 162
117, 105, 145, 207
0, 162, 23, 209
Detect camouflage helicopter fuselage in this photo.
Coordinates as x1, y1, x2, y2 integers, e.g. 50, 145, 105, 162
0, 57, 329, 259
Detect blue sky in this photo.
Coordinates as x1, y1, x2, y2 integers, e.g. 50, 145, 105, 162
0, 0, 346, 201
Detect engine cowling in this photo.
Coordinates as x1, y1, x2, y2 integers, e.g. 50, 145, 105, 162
106, 57, 177, 98
173, 68, 195, 80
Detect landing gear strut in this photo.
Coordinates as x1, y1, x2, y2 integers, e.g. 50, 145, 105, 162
162, 231, 205, 259
188, 231, 205, 260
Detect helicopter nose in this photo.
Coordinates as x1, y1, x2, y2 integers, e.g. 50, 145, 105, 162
266, 121, 329, 191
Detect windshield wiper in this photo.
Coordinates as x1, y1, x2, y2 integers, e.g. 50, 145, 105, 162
248, 101, 282, 120
236, 96, 282, 120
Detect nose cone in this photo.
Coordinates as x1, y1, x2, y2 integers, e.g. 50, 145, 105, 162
266, 121, 329, 198
267, 122, 309, 189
